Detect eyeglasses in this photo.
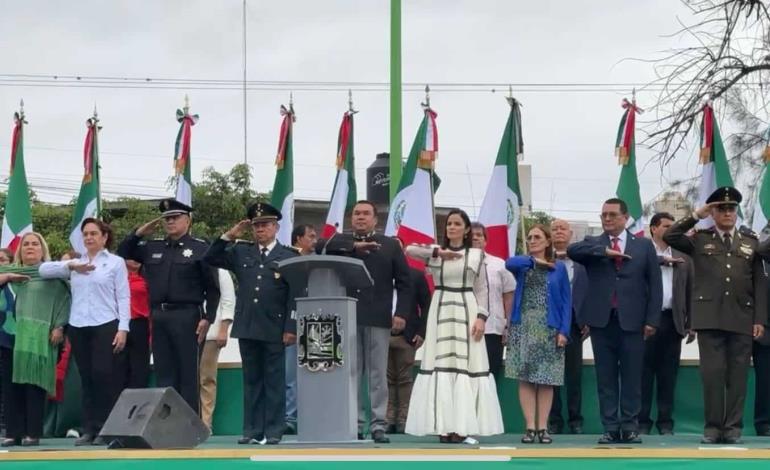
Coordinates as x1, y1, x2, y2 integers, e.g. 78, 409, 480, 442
600, 212, 622, 219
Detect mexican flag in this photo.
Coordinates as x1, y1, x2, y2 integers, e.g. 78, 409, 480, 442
69, 116, 101, 254
696, 103, 739, 229
271, 104, 295, 246
174, 107, 198, 207
385, 106, 438, 245
1, 111, 33, 252
477, 98, 524, 259
322, 111, 357, 238
751, 133, 770, 236
614, 98, 645, 236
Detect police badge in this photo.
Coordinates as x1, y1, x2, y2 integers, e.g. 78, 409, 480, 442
298, 312, 343, 372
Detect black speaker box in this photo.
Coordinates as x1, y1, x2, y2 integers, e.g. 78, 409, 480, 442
99, 387, 210, 449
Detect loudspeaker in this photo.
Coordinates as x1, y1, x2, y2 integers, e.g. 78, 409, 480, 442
99, 387, 210, 449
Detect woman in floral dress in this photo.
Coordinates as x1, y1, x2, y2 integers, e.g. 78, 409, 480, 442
405, 209, 504, 444
505, 224, 571, 444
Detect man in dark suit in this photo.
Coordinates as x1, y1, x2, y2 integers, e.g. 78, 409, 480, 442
204, 202, 298, 445
568, 198, 662, 445
386, 237, 431, 434
639, 212, 694, 435
664, 187, 767, 444
548, 219, 589, 435
753, 275, 770, 436
316, 200, 411, 443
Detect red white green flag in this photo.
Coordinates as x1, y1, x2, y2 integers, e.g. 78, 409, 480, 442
696, 102, 739, 229
751, 129, 770, 234
1, 109, 32, 252
477, 98, 524, 259
614, 98, 644, 236
174, 103, 198, 207
322, 110, 357, 238
271, 103, 295, 245
69, 114, 101, 254
385, 106, 438, 245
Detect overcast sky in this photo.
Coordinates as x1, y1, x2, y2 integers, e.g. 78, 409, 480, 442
0, 0, 707, 223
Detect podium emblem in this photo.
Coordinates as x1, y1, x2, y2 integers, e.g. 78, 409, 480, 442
298, 313, 343, 372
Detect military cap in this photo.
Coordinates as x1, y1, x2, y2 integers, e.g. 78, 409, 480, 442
247, 201, 282, 223
159, 198, 193, 217
706, 186, 742, 206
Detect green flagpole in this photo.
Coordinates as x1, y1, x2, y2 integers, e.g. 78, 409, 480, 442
389, 0, 402, 201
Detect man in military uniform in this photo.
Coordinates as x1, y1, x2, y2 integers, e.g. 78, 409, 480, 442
663, 186, 768, 444
118, 198, 220, 414
204, 202, 298, 445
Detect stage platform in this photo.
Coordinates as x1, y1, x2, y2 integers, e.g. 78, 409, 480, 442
3, 434, 770, 469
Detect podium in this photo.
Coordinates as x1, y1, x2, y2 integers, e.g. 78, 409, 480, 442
277, 254, 373, 443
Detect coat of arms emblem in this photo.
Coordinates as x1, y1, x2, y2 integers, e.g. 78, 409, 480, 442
298, 313, 343, 372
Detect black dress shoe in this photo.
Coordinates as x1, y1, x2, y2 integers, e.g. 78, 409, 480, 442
622, 431, 642, 444
638, 426, 652, 435
21, 437, 40, 447
357, 433, 365, 440
265, 437, 281, 445
74, 434, 95, 446
386, 424, 397, 434
237, 436, 262, 445
659, 428, 674, 436
568, 425, 583, 435
723, 436, 743, 445
597, 432, 620, 444
92, 436, 107, 446
284, 424, 297, 435
700, 435, 720, 444
547, 423, 563, 435
757, 428, 770, 437
1, 437, 19, 447
372, 430, 390, 443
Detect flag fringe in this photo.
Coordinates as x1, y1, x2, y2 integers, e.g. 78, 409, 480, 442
418, 150, 436, 169
699, 147, 711, 164
763, 146, 770, 163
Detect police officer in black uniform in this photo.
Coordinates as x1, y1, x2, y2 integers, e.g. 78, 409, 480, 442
118, 198, 220, 414
204, 202, 298, 445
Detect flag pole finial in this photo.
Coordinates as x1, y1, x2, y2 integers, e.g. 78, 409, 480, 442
423, 84, 431, 108
184, 94, 190, 115
508, 85, 512, 99
348, 89, 354, 113
93, 103, 98, 120
632, 87, 636, 104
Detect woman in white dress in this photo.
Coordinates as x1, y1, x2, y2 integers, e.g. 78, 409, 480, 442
405, 209, 504, 443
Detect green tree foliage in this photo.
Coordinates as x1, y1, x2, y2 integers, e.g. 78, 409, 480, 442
1, 163, 269, 259
515, 211, 554, 255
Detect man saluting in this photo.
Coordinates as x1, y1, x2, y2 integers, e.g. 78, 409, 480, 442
204, 202, 298, 445
664, 186, 768, 444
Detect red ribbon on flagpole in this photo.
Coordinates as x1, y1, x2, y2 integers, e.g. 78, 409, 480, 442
275, 105, 295, 170
336, 112, 353, 169
700, 103, 714, 164
82, 118, 97, 184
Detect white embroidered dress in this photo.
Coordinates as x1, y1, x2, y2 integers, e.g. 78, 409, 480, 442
404, 246, 504, 436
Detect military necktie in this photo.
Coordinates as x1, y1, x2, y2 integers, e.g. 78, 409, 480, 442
261, 247, 268, 262
723, 232, 732, 250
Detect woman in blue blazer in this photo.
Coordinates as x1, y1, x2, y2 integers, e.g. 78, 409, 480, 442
505, 224, 572, 444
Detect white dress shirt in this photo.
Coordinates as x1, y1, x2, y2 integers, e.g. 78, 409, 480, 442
609, 230, 628, 253
655, 243, 674, 310
205, 269, 236, 341
259, 240, 277, 258
39, 250, 131, 331
480, 254, 516, 335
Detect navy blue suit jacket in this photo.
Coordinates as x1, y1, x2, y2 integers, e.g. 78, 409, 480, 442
567, 231, 663, 332
571, 261, 589, 327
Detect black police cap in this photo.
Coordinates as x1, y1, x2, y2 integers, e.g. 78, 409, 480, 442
159, 198, 193, 217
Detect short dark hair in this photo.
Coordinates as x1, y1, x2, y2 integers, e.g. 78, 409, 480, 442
604, 198, 628, 215
470, 222, 487, 240
81, 217, 114, 250
650, 212, 675, 228
442, 209, 473, 249
291, 224, 315, 245
353, 200, 378, 217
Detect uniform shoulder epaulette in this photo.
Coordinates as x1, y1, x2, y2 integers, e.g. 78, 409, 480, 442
234, 239, 254, 245
739, 226, 759, 239
190, 237, 207, 243
137, 240, 147, 246
286, 246, 301, 254
152, 237, 165, 241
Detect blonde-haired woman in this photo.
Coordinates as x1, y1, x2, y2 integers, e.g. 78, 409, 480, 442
0, 232, 71, 447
